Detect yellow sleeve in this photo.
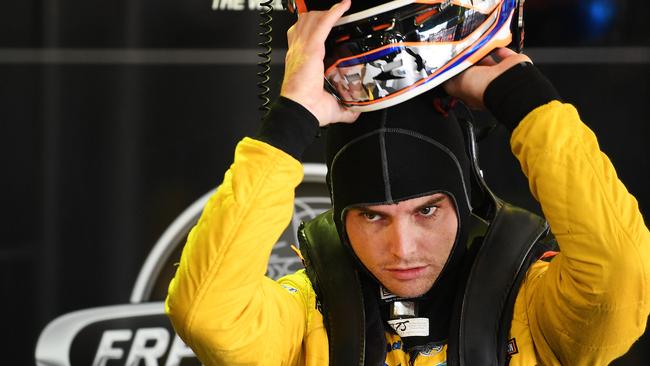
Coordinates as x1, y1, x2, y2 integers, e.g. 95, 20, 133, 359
511, 101, 650, 365
165, 137, 310, 365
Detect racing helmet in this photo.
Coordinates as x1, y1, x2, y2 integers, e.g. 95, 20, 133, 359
287, 0, 525, 112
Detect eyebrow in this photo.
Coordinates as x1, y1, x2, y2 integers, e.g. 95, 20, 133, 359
414, 195, 447, 211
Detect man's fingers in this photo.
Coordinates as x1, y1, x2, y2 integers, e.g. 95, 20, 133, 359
443, 47, 536, 109
492, 48, 532, 70
477, 48, 527, 67
288, 0, 350, 52
337, 107, 360, 123
477, 54, 498, 67
442, 72, 466, 99
326, 0, 351, 24
313, 0, 351, 42
282, 0, 355, 127
493, 47, 518, 60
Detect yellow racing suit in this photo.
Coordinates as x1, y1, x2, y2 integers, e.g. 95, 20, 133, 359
166, 97, 650, 364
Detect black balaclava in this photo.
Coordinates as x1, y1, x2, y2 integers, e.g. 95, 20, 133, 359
325, 92, 473, 350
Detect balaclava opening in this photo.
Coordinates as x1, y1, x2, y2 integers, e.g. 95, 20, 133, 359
325, 92, 473, 350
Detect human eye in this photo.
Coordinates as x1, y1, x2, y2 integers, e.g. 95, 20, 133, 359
361, 211, 382, 222
418, 206, 438, 217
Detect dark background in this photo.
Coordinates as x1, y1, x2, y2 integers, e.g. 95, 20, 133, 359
1, 0, 649, 363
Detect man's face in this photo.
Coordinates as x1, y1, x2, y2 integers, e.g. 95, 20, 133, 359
345, 192, 458, 298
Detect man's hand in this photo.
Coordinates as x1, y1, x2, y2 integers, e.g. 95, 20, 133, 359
444, 48, 532, 109
280, 0, 360, 127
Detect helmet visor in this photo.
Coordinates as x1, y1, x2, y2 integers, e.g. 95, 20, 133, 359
324, 0, 514, 110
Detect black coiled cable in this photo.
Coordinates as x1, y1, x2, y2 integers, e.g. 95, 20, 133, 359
257, 0, 274, 118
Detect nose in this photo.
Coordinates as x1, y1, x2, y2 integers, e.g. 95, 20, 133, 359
387, 219, 417, 259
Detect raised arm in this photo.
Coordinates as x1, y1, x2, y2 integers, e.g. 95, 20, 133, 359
165, 135, 311, 364
446, 49, 650, 364
165, 1, 358, 364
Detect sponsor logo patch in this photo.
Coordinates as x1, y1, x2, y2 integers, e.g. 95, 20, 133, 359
281, 284, 298, 294
507, 338, 519, 357
387, 318, 429, 338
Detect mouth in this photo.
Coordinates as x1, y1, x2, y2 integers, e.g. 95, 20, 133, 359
385, 266, 428, 281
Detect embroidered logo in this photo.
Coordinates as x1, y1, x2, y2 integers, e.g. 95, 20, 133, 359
506, 338, 519, 357
280, 284, 298, 294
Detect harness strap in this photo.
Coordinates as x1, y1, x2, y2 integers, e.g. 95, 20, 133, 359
447, 202, 549, 366
298, 211, 366, 366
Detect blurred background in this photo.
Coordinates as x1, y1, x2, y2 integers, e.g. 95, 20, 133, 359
1, 0, 648, 363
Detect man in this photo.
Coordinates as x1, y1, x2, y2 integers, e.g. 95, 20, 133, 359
165, 0, 650, 364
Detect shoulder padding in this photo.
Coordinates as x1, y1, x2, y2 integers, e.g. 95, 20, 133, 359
448, 202, 549, 366
298, 210, 366, 366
